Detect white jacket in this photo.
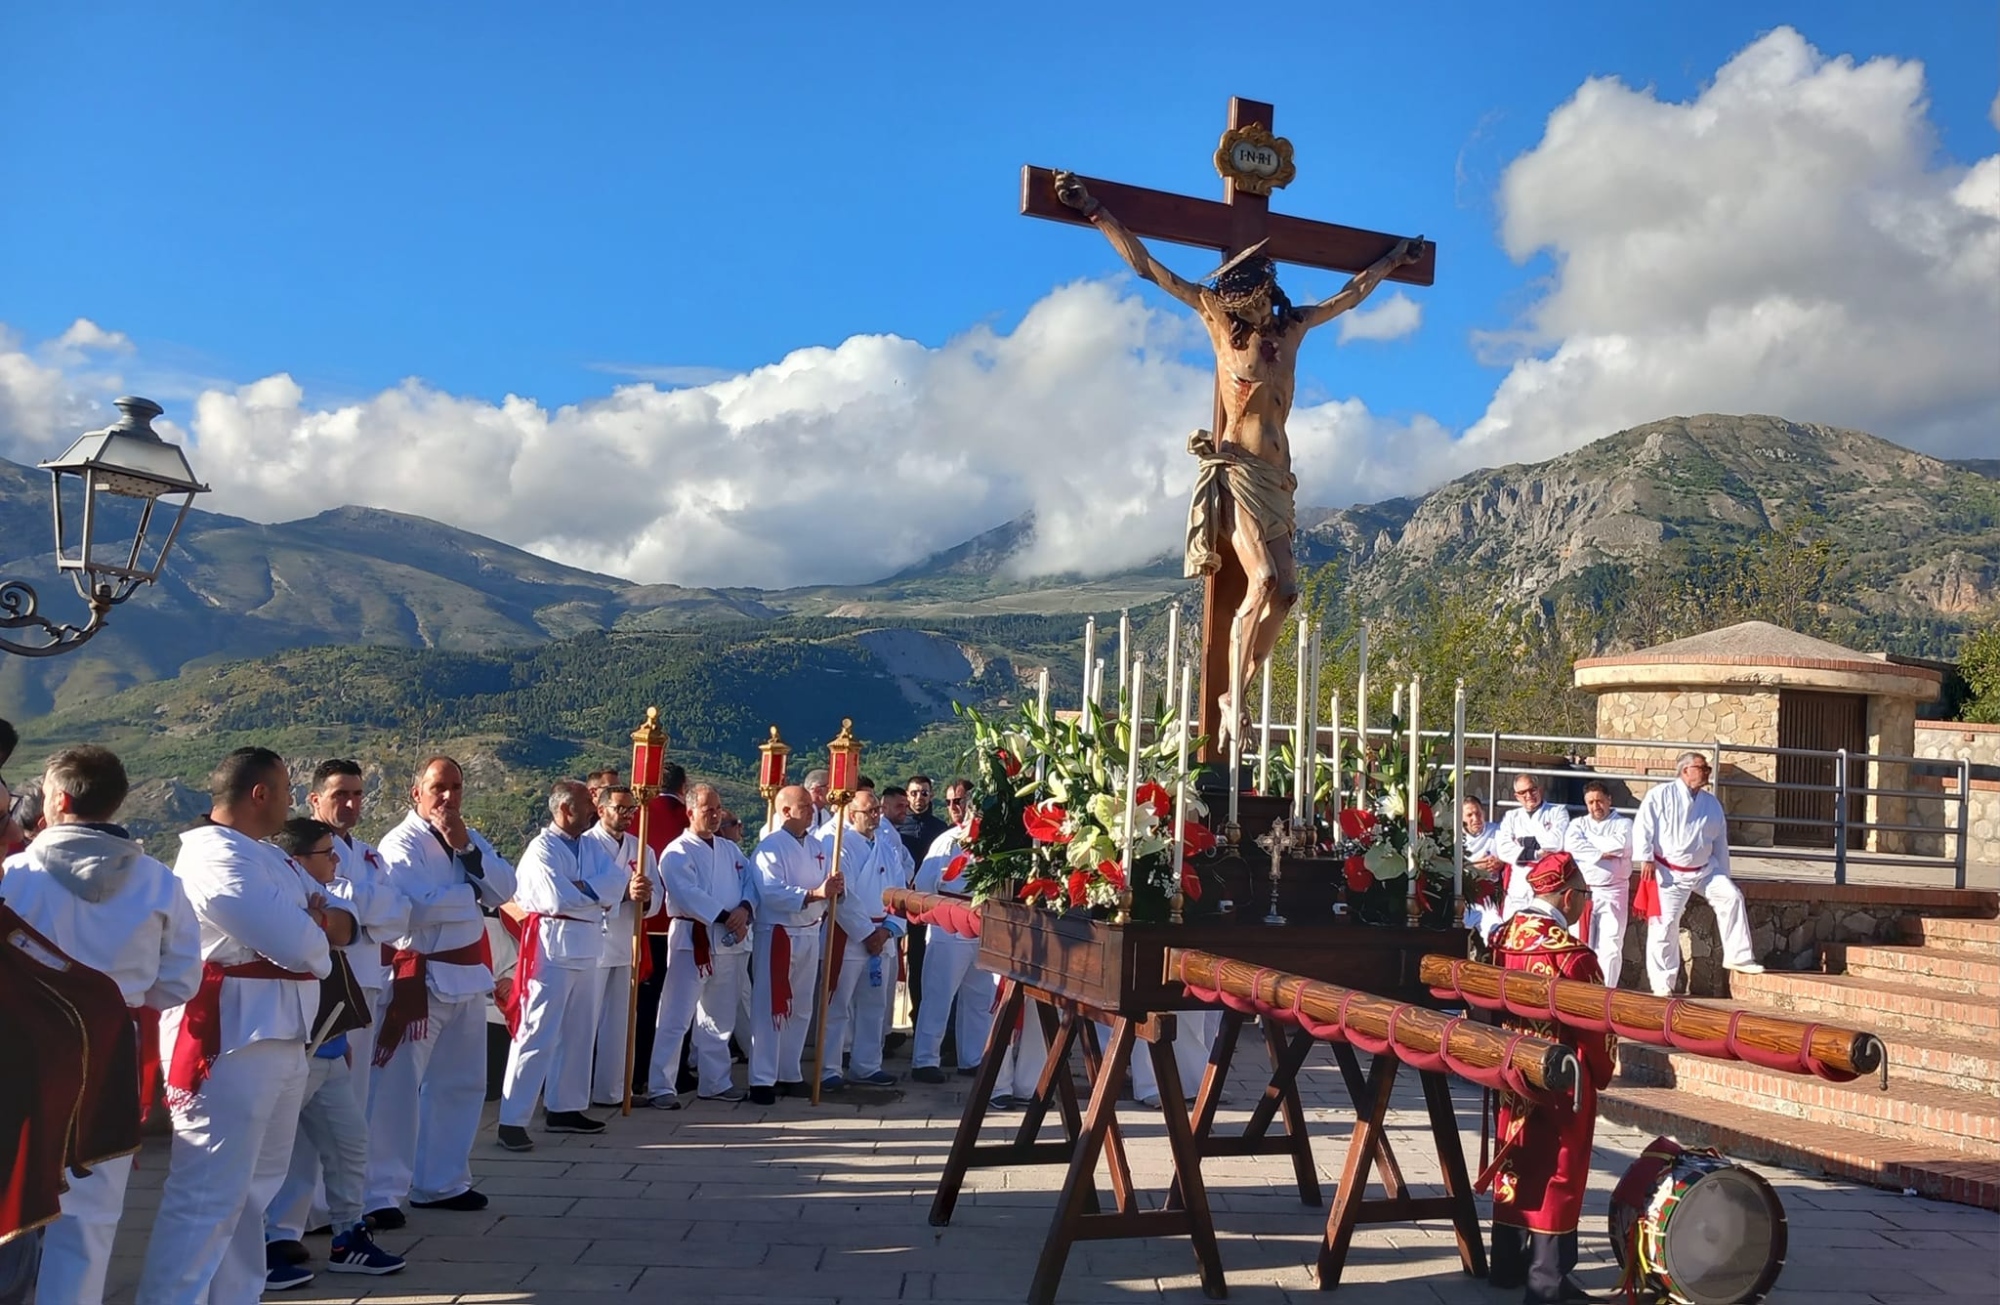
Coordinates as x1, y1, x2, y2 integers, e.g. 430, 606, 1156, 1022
379, 810, 517, 999
661, 829, 756, 956
512, 826, 626, 969
333, 832, 409, 991
171, 823, 331, 1050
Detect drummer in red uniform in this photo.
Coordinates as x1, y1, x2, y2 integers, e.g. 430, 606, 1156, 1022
1482, 852, 1616, 1304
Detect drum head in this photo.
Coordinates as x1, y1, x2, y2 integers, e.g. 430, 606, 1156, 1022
1657, 1166, 1788, 1305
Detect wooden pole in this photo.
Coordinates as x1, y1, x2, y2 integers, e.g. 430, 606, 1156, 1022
622, 792, 652, 1116
1169, 948, 1576, 1094
809, 795, 851, 1106
1417, 955, 1886, 1082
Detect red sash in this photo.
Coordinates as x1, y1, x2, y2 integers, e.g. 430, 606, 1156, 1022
131, 1006, 162, 1122
372, 935, 492, 1067
499, 916, 543, 1038
672, 917, 713, 977
825, 916, 887, 995
769, 927, 793, 1026
165, 958, 315, 1106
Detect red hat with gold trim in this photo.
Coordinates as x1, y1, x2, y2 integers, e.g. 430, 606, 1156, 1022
1527, 851, 1578, 895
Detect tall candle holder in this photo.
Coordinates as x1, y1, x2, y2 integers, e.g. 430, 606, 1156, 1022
1254, 815, 1306, 926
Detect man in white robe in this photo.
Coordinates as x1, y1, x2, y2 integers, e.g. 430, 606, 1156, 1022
1496, 773, 1571, 920
137, 747, 345, 1302
816, 788, 910, 1090
583, 784, 661, 1108
1, 746, 202, 1305
652, 784, 756, 1105
268, 758, 410, 1259
497, 782, 626, 1149
748, 784, 843, 1105
1634, 753, 1762, 995
911, 781, 994, 1084
1564, 780, 1635, 987
363, 757, 517, 1226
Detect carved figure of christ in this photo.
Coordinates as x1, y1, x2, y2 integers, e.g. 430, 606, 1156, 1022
1031, 109, 1428, 755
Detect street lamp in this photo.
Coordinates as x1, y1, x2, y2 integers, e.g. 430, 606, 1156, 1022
1, 395, 208, 658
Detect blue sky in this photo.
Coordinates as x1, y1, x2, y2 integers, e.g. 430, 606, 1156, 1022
1, 3, 1995, 587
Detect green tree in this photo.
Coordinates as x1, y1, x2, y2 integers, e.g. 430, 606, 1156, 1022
1961, 616, 2000, 724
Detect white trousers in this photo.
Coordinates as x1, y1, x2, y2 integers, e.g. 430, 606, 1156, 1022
364, 992, 487, 1210
137, 1037, 310, 1305
1646, 864, 1755, 995
993, 997, 1049, 1100
591, 964, 632, 1106
914, 932, 995, 1071
1129, 1009, 1218, 1104
749, 925, 821, 1087
650, 947, 747, 1096
35, 1153, 133, 1305
822, 936, 892, 1080
266, 1053, 368, 1241
500, 961, 603, 1125
1582, 877, 1632, 988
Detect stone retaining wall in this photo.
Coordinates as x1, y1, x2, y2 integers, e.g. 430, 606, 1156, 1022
1612, 879, 1997, 998
1909, 722, 2000, 868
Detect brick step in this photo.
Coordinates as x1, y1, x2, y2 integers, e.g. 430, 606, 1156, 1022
1822, 942, 2000, 996
1600, 1083, 2000, 1210
1725, 969, 1998, 1042
1617, 1044, 2000, 1158
1899, 914, 2000, 952
1878, 1028, 2000, 1100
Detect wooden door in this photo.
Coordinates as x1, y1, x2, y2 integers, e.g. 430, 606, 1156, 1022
1775, 691, 1867, 848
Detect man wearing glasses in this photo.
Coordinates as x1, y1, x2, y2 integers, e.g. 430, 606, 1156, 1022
1495, 774, 1571, 921
1633, 753, 1762, 994
911, 780, 992, 1084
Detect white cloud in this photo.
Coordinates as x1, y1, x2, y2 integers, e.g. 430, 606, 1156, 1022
1335, 292, 1423, 344
1464, 26, 2000, 462
583, 361, 740, 387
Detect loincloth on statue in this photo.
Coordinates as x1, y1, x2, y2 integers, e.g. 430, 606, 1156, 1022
1183, 428, 1298, 579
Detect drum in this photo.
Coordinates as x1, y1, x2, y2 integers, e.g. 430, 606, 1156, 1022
1609, 1137, 1787, 1305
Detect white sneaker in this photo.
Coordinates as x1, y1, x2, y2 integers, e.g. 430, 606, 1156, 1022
1724, 961, 1766, 975
649, 1091, 683, 1110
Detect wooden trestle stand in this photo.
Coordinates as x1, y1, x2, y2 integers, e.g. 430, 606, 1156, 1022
893, 891, 1566, 1303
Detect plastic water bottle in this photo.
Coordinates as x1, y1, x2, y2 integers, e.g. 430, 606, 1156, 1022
868, 954, 883, 988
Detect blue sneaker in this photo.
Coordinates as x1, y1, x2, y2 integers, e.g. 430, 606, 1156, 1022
327, 1224, 405, 1276
264, 1260, 315, 1291
853, 1069, 898, 1087
820, 1073, 846, 1091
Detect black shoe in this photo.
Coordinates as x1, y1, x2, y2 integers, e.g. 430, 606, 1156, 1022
912, 1065, 948, 1084
497, 1124, 535, 1151
777, 1080, 805, 1098
364, 1207, 405, 1231
267, 1239, 310, 1266
957, 1064, 981, 1078
1552, 1276, 1604, 1303
410, 1189, 488, 1211
748, 1084, 777, 1105
303, 1224, 333, 1238
883, 1031, 909, 1054
545, 1110, 607, 1134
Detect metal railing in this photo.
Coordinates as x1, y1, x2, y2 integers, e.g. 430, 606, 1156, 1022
1243, 722, 1976, 889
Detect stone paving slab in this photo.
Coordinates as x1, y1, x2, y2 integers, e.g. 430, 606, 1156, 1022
99, 1038, 1999, 1303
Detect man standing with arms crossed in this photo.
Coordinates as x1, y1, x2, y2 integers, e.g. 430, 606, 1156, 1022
1633, 753, 1762, 995
365, 757, 517, 1227
748, 784, 843, 1105
1564, 780, 1634, 988
1496, 773, 1571, 921
138, 747, 348, 1301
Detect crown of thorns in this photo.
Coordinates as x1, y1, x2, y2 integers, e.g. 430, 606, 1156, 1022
1211, 254, 1279, 310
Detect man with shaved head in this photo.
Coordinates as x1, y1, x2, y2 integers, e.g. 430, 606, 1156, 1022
747, 784, 844, 1105
496, 782, 628, 1150
652, 783, 756, 1106
364, 757, 517, 1228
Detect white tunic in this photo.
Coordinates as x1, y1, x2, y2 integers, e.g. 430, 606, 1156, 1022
378, 809, 518, 1000
815, 825, 912, 942
512, 826, 626, 969
1495, 802, 1572, 870
1460, 820, 1500, 864
752, 828, 831, 931
1632, 780, 1732, 883
0, 825, 202, 1009
583, 823, 663, 969
1565, 813, 1634, 887
333, 832, 409, 991
172, 823, 332, 1050
912, 826, 967, 895
660, 828, 756, 956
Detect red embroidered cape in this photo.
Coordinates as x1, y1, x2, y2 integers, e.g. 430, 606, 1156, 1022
1489, 908, 1616, 1235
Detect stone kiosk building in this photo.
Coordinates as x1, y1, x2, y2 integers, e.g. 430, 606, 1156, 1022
1574, 621, 1942, 851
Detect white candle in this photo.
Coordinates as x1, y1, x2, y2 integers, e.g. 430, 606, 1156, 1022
1256, 661, 1273, 794
1093, 659, 1106, 714
1293, 618, 1310, 821
1175, 667, 1192, 883
1123, 653, 1145, 872
1452, 678, 1467, 902
1036, 666, 1051, 786
1117, 610, 1131, 698
1081, 617, 1097, 728
1164, 603, 1180, 714
1392, 682, 1403, 724
1228, 728, 1242, 830
1407, 676, 1422, 879
1305, 627, 1322, 818
1330, 690, 1341, 810
1356, 625, 1370, 806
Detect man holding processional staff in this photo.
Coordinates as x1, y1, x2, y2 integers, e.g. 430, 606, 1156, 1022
584, 784, 661, 1109
652, 784, 756, 1106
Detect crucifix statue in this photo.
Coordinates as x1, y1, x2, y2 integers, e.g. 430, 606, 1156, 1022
1023, 97, 1434, 760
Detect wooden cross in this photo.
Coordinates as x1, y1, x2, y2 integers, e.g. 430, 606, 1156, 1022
1021, 96, 1434, 763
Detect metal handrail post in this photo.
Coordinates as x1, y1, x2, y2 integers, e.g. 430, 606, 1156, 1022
1956, 757, 1972, 890
1833, 748, 1848, 885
